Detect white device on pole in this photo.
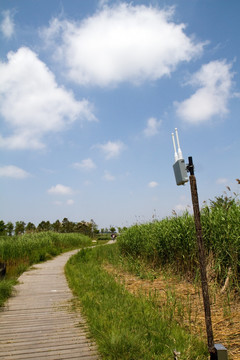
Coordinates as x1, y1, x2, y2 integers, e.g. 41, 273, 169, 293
172, 128, 188, 186
172, 132, 178, 162
175, 128, 183, 160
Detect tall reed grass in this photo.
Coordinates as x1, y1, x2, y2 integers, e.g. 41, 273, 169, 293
118, 201, 240, 290
0, 231, 91, 266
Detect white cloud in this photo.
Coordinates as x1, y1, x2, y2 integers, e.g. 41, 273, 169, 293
67, 199, 74, 205
176, 60, 233, 123
216, 177, 228, 185
148, 181, 158, 188
0, 47, 97, 150
1, 10, 15, 39
73, 158, 96, 171
103, 170, 115, 181
41, 4, 204, 86
48, 184, 73, 195
97, 140, 125, 159
144, 117, 161, 137
0, 165, 30, 178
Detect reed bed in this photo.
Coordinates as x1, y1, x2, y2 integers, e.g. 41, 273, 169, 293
0, 231, 91, 265
118, 201, 240, 291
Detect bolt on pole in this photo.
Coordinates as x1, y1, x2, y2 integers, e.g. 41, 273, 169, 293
187, 157, 217, 359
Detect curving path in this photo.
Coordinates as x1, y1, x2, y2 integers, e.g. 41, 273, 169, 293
0, 249, 99, 359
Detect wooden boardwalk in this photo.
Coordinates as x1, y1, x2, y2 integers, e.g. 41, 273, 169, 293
0, 250, 99, 359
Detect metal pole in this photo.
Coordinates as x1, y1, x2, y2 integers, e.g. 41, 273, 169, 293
188, 157, 217, 359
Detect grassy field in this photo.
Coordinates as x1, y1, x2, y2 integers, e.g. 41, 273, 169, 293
118, 198, 240, 292
65, 244, 208, 360
0, 231, 91, 306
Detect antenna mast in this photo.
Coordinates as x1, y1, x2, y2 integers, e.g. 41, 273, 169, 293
175, 128, 183, 160
172, 128, 188, 186
171, 132, 178, 162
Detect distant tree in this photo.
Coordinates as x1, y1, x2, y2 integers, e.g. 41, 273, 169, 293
37, 221, 51, 232
61, 218, 75, 233
15, 221, 25, 235
52, 219, 62, 232
90, 219, 99, 237
110, 226, 116, 233
25, 222, 36, 233
37, 221, 44, 232
6, 221, 14, 236
0, 220, 6, 236
75, 221, 84, 234
83, 221, 91, 236
74, 222, 82, 234
118, 226, 127, 233
45, 221, 52, 231
75, 221, 91, 236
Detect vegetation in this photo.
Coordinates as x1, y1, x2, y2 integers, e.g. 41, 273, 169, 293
0, 231, 91, 265
65, 188, 239, 359
118, 188, 240, 292
65, 244, 208, 360
0, 231, 92, 306
1, 184, 239, 357
0, 218, 99, 237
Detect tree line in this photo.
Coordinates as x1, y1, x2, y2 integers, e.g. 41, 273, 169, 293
0, 218, 101, 237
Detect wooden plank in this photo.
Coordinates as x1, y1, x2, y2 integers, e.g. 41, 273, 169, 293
1, 343, 98, 356
1, 336, 95, 349
0, 249, 100, 359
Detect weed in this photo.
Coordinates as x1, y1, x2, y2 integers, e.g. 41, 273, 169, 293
0, 279, 17, 307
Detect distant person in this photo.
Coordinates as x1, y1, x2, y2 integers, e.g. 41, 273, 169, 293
111, 233, 116, 240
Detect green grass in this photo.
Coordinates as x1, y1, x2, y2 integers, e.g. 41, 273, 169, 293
0, 231, 91, 265
0, 279, 17, 307
0, 232, 92, 307
118, 201, 240, 291
65, 244, 208, 360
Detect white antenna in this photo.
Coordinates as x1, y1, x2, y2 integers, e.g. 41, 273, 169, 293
171, 132, 178, 162
175, 128, 183, 160
172, 128, 188, 186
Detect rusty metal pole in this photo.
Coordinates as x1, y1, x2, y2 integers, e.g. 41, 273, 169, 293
187, 157, 217, 360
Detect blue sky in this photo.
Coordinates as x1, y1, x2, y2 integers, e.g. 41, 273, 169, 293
0, 0, 239, 230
